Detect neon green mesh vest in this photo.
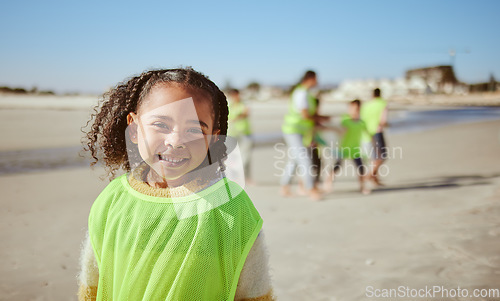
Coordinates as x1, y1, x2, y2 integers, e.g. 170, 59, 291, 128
228, 101, 251, 137
89, 174, 263, 301
360, 97, 387, 142
282, 85, 317, 146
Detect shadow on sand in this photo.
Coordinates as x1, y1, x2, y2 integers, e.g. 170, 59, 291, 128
372, 173, 500, 193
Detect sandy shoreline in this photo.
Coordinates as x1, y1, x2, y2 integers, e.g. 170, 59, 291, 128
1, 99, 500, 300
1, 103, 499, 175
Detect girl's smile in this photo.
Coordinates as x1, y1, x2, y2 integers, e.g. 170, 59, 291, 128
156, 151, 190, 168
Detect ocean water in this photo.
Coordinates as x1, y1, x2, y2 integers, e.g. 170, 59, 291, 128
252, 107, 500, 144
1, 107, 500, 175
387, 107, 500, 134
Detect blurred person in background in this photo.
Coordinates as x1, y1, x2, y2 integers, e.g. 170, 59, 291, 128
280, 70, 329, 201
324, 99, 370, 195
360, 88, 388, 185
228, 88, 254, 185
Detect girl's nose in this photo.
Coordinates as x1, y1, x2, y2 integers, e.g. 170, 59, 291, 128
164, 131, 186, 149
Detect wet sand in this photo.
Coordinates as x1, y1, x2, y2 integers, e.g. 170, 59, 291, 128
1, 97, 500, 300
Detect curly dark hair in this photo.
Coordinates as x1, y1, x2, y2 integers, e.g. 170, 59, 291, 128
82, 67, 229, 179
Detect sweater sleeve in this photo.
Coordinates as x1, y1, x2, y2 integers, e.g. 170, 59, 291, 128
235, 230, 275, 301
77, 232, 99, 301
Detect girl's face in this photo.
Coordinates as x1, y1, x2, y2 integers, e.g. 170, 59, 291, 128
127, 84, 218, 187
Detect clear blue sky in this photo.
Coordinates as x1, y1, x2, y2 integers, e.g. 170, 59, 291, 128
1, 0, 499, 93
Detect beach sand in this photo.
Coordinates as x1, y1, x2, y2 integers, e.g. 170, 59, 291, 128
1, 98, 500, 300
248, 119, 500, 300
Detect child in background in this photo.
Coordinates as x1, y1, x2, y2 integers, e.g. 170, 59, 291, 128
310, 96, 326, 186
360, 88, 388, 185
78, 68, 274, 301
300, 96, 329, 192
227, 89, 254, 185
324, 99, 370, 195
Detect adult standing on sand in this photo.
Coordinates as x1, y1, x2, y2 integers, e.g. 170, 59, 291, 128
361, 88, 388, 185
280, 71, 328, 200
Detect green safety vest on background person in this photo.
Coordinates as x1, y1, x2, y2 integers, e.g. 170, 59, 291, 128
339, 114, 368, 159
89, 174, 263, 301
360, 97, 387, 142
281, 85, 317, 146
228, 101, 252, 137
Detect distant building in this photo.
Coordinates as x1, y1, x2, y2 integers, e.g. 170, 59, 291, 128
237, 85, 287, 102
468, 74, 499, 93
233, 65, 497, 103
328, 76, 429, 101
327, 65, 472, 102
405, 65, 467, 94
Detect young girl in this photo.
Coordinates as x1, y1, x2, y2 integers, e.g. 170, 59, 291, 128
78, 68, 274, 301
323, 100, 370, 195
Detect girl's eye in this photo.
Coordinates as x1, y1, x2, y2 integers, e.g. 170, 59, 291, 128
188, 128, 204, 135
152, 122, 170, 130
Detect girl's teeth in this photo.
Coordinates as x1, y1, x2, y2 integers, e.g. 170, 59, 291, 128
159, 155, 185, 163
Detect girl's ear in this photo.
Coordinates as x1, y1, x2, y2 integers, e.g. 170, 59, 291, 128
210, 129, 221, 144
127, 113, 138, 144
